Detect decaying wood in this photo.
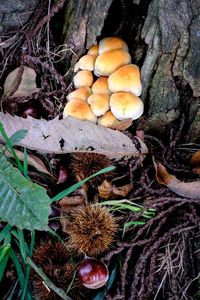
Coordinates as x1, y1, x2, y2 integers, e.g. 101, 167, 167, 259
0, 112, 148, 159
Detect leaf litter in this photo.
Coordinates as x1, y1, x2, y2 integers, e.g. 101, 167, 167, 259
0, 1, 200, 299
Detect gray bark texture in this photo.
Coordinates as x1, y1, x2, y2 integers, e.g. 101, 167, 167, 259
0, 0, 39, 33
62, 0, 200, 142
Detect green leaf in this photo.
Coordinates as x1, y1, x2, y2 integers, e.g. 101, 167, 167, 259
26, 257, 72, 300
0, 154, 51, 230
9, 129, 28, 146
52, 166, 115, 202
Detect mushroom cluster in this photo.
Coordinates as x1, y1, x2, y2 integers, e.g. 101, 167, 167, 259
63, 37, 144, 128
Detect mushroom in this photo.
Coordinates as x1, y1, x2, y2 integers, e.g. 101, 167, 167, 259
110, 92, 144, 120
91, 77, 110, 94
63, 98, 97, 123
67, 87, 91, 101
78, 54, 96, 71
87, 44, 99, 57
108, 64, 142, 96
87, 94, 110, 117
98, 111, 119, 127
94, 49, 131, 77
73, 71, 93, 88
99, 37, 128, 54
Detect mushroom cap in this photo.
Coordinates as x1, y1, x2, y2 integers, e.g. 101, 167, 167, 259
73, 71, 93, 88
108, 64, 142, 96
74, 62, 80, 73
99, 37, 128, 54
87, 44, 99, 57
87, 94, 110, 117
67, 87, 91, 101
110, 92, 144, 120
78, 54, 96, 71
94, 49, 131, 77
63, 98, 97, 123
98, 111, 118, 127
91, 77, 110, 94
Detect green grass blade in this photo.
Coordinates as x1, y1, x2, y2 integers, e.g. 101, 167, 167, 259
10, 248, 25, 287
0, 224, 11, 242
7, 279, 19, 300
0, 122, 23, 172
51, 166, 115, 202
0, 244, 11, 263
26, 257, 72, 300
16, 229, 28, 262
0, 253, 10, 282
21, 231, 35, 300
122, 221, 146, 237
23, 147, 28, 178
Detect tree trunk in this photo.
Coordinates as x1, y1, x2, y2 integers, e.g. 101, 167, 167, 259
62, 0, 200, 142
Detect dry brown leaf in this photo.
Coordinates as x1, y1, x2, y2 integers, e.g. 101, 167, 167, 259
3, 66, 39, 97
59, 194, 85, 234
154, 160, 200, 199
0, 112, 148, 159
98, 180, 133, 199
189, 150, 200, 175
109, 119, 133, 131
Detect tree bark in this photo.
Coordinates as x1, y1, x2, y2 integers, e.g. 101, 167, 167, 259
62, 0, 200, 141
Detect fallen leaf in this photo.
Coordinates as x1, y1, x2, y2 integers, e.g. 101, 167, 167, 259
59, 192, 86, 234
98, 180, 133, 199
154, 160, 200, 199
189, 150, 200, 175
0, 112, 148, 159
3, 66, 39, 97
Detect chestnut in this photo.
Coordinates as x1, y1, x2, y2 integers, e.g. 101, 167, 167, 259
22, 106, 38, 118
77, 258, 109, 289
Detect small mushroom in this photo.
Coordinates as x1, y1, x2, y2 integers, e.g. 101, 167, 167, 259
98, 111, 119, 127
67, 87, 91, 102
94, 49, 131, 77
99, 37, 128, 54
91, 77, 110, 94
78, 54, 96, 71
87, 44, 99, 57
63, 98, 97, 123
108, 64, 142, 96
110, 92, 144, 120
73, 71, 93, 88
87, 94, 110, 117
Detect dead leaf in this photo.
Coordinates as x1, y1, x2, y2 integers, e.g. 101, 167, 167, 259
189, 150, 200, 175
109, 119, 133, 131
0, 112, 148, 159
98, 180, 132, 199
0, 144, 52, 176
59, 193, 86, 234
154, 160, 200, 199
3, 66, 39, 97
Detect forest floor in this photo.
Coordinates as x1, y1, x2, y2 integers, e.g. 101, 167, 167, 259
1, 1, 200, 300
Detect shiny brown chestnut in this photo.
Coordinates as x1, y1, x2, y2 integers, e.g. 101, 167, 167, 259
22, 106, 38, 118
77, 258, 109, 289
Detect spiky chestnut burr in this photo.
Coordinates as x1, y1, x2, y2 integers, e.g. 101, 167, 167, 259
68, 205, 116, 256
70, 153, 114, 188
31, 240, 83, 300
